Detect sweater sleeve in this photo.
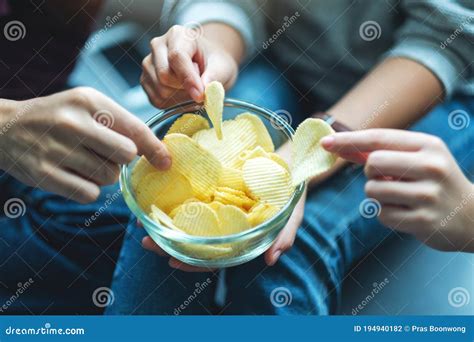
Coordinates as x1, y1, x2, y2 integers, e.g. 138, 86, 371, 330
161, 0, 264, 59
383, 0, 474, 98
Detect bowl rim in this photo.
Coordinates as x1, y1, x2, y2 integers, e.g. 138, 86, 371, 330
120, 98, 305, 244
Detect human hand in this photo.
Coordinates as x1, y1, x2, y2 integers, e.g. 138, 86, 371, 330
0, 87, 170, 203
322, 129, 474, 252
141, 24, 239, 108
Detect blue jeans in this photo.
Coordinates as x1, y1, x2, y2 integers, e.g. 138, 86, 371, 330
105, 62, 474, 315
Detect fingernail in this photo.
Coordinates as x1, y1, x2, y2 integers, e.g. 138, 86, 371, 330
189, 87, 203, 102
157, 156, 171, 170
321, 136, 335, 148
271, 250, 282, 265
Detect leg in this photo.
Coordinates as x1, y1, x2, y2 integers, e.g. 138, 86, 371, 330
106, 57, 303, 314
224, 96, 474, 314
0, 174, 128, 314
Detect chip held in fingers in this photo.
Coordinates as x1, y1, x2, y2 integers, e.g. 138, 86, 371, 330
204, 81, 225, 140
291, 118, 337, 186
129, 91, 337, 255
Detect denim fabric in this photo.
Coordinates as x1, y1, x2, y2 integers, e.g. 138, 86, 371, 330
106, 62, 474, 315
0, 178, 128, 314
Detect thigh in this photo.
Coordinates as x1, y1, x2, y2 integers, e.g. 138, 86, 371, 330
0, 175, 128, 314
105, 221, 219, 315
224, 96, 474, 315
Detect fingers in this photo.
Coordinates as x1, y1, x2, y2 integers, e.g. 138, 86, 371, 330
41, 166, 101, 204
365, 180, 439, 208
62, 147, 119, 186
265, 192, 306, 266
166, 26, 204, 101
377, 206, 432, 235
142, 236, 168, 256
85, 89, 171, 170
322, 129, 431, 155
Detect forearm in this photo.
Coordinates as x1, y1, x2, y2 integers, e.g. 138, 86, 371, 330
305, 57, 444, 188
203, 23, 246, 64
462, 184, 474, 252
327, 57, 444, 130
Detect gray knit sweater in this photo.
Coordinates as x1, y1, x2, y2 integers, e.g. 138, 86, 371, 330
162, 0, 473, 103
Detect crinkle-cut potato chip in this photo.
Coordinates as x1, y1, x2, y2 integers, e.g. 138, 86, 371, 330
150, 205, 181, 230
167, 113, 210, 136
268, 153, 289, 171
176, 242, 234, 259
136, 169, 194, 214
235, 146, 268, 169
164, 133, 222, 199
215, 205, 250, 235
236, 113, 274, 152
131, 157, 156, 191
213, 186, 257, 211
243, 157, 294, 208
248, 202, 280, 227
173, 202, 221, 237
192, 117, 258, 168
169, 198, 201, 218
204, 81, 225, 140
218, 166, 246, 192
208, 201, 225, 211
291, 118, 337, 186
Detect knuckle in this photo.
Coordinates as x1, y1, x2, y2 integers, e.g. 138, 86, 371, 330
421, 158, 449, 178
149, 37, 161, 49
70, 87, 96, 106
364, 180, 379, 197
426, 136, 445, 150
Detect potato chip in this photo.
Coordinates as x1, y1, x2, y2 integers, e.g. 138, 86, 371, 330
150, 204, 181, 230
173, 202, 221, 237
208, 201, 225, 211
136, 169, 194, 214
131, 157, 156, 192
248, 202, 280, 227
167, 113, 210, 136
236, 113, 274, 152
204, 81, 225, 140
243, 157, 294, 208
291, 118, 337, 186
176, 242, 234, 259
213, 186, 256, 211
215, 205, 250, 235
267, 153, 289, 171
192, 118, 258, 168
164, 133, 222, 199
218, 166, 246, 192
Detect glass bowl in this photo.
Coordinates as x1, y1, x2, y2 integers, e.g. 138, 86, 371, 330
120, 99, 305, 268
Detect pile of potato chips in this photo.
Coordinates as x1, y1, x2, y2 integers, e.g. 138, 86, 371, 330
131, 81, 336, 238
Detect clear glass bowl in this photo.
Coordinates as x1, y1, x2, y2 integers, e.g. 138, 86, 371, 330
120, 99, 305, 268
